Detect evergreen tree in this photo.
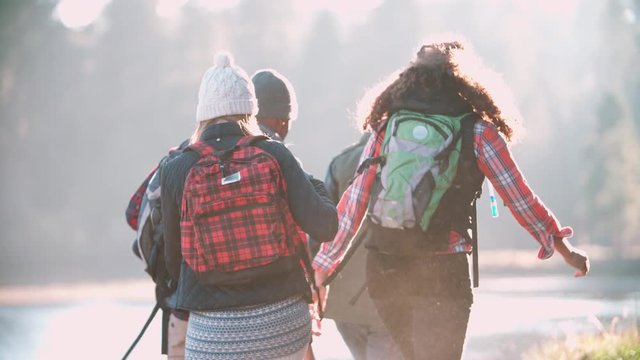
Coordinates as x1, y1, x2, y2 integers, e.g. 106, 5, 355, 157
583, 0, 640, 251
291, 11, 352, 176
0, 0, 94, 283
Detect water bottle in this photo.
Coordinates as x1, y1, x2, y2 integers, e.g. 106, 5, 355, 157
488, 181, 499, 218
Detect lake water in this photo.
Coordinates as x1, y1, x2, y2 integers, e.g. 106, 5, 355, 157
0, 274, 637, 360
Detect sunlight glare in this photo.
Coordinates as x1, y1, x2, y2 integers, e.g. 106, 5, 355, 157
192, 0, 242, 12
55, 0, 112, 30
467, 294, 607, 337
514, 0, 579, 16
301, 0, 384, 25
313, 0, 384, 16
34, 302, 161, 360
623, 8, 637, 24
156, 0, 188, 19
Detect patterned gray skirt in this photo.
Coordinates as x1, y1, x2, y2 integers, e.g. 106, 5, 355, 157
185, 296, 311, 360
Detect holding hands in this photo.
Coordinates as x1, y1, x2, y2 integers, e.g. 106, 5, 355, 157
309, 270, 330, 336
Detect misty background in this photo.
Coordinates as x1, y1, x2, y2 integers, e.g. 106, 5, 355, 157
0, 0, 638, 287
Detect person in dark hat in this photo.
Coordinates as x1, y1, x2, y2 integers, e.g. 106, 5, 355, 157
252, 68, 322, 360
252, 69, 298, 142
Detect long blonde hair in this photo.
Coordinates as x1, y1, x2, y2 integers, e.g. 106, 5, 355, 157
190, 114, 261, 144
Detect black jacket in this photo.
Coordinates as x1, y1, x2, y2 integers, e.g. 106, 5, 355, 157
160, 122, 338, 311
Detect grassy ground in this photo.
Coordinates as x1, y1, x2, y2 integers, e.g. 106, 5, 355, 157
522, 328, 640, 360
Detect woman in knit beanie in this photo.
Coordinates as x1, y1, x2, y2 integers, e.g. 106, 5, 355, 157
160, 51, 338, 360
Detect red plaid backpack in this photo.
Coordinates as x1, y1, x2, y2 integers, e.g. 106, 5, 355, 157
180, 135, 309, 285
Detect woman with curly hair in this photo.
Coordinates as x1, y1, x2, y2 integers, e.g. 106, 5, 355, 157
312, 36, 589, 360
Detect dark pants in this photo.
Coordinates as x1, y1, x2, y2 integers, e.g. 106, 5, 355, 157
334, 321, 401, 360
366, 252, 473, 360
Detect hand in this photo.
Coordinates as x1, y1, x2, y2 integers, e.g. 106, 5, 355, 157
554, 237, 590, 277
564, 247, 590, 277
314, 270, 330, 312
308, 303, 322, 336
308, 270, 330, 336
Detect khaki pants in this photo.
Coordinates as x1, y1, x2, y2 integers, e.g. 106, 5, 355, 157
167, 313, 188, 359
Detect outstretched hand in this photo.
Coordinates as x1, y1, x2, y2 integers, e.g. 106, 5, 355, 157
564, 247, 590, 277
554, 237, 590, 277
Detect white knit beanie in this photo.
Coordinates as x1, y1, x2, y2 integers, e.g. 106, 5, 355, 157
195, 51, 258, 122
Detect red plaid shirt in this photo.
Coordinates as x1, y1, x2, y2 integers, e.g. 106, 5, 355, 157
313, 120, 573, 272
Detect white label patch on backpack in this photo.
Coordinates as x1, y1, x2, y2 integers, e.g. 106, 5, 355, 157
221, 171, 242, 185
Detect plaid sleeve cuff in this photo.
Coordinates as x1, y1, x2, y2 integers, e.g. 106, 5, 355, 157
537, 226, 574, 259
312, 253, 336, 272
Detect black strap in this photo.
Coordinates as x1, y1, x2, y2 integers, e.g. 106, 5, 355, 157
219, 135, 267, 158
295, 243, 324, 319
434, 128, 464, 166
347, 156, 385, 186
187, 135, 269, 159
161, 308, 169, 355
188, 135, 269, 177
313, 278, 324, 319
348, 281, 368, 306
471, 198, 479, 288
122, 302, 161, 360
356, 156, 385, 176
236, 134, 269, 147
461, 114, 480, 288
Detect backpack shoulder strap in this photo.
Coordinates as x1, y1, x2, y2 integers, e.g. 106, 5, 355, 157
459, 113, 478, 161
126, 164, 159, 230
459, 113, 482, 288
190, 135, 269, 155
185, 141, 215, 158
236, 135, 269, 148
215, 135, 269, 161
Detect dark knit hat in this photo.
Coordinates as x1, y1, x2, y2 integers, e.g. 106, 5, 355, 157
251, 69, 298, 121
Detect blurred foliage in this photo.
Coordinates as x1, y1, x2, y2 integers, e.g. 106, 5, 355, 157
0, 0, 638, 285
582, 0, 640, 251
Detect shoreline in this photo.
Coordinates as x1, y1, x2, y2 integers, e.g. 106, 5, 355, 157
1, 248, 637, 306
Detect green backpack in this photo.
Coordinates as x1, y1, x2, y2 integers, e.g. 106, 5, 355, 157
367, 110, 471, 253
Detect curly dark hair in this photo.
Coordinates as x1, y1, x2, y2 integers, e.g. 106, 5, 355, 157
361, 38, 520, 141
